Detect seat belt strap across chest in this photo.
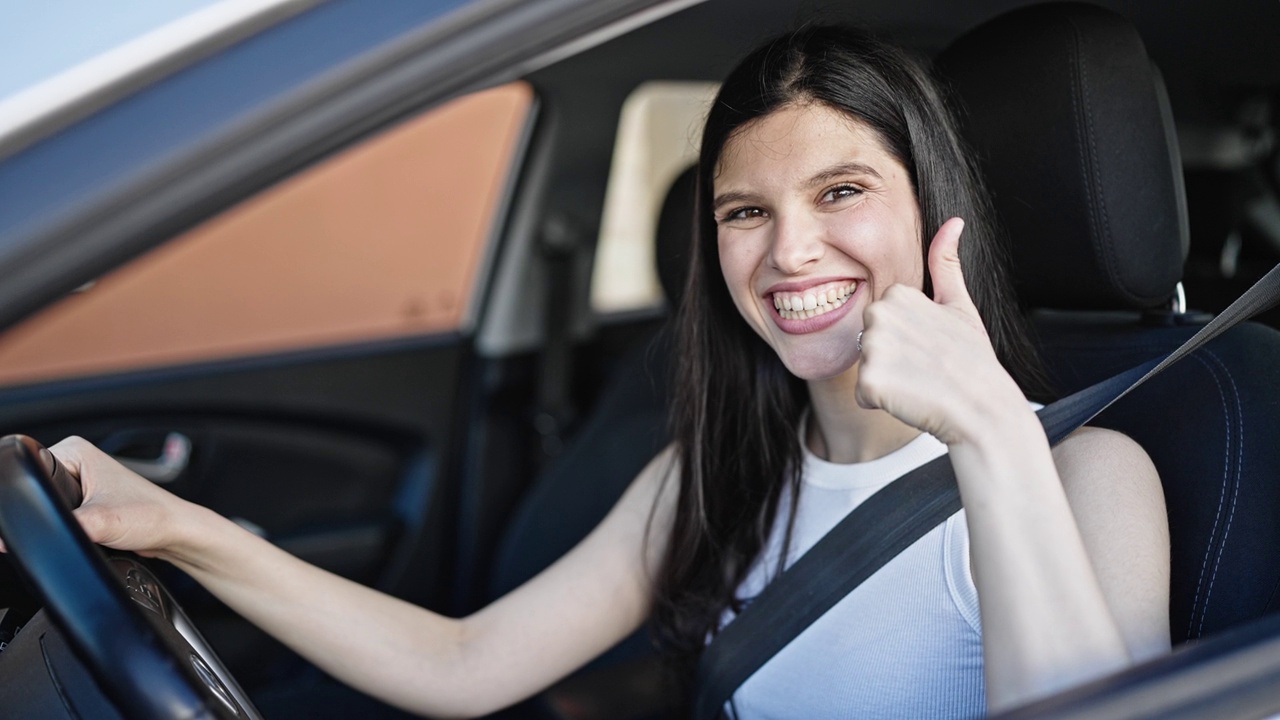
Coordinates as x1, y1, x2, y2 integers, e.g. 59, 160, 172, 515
692, 263, 1280, 720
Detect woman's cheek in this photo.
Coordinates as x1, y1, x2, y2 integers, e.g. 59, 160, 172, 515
718, 234, 767, 309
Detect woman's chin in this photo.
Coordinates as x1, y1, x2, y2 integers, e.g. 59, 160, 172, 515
779, 346, 860, 382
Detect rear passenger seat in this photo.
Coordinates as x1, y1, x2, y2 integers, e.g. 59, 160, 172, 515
484, 167, 696, 719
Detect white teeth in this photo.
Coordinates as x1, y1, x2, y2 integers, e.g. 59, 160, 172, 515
772, 281, 859, 321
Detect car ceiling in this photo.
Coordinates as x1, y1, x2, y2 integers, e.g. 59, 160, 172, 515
539, 0, 1279, 111
529, 0, 1280, 234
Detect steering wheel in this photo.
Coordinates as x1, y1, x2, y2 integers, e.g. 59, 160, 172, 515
0, 434, 261, 720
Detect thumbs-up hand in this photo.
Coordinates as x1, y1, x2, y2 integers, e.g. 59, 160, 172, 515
926, 217, 978, 313
855, 218, 1026, 445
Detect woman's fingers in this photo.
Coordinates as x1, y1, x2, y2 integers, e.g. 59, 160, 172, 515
856, 287, 933, 417
47, 436, 178, 553
854, 382, 879, 410
0, 438, 90, 552
72, 502, 119, 547
47, 436, 86, 476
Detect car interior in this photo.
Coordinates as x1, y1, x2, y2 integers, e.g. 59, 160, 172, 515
490, 7, 1280, 719
0, 0, 1277, 718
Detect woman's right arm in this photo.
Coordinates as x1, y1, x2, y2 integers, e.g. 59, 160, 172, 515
49, 437, 680, 719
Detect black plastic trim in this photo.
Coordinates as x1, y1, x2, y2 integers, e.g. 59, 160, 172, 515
996, 613, 1280, 720
0, 330, 463, 407
462, 89, 542, 334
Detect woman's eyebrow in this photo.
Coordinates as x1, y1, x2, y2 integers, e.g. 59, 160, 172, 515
712, 190, 761, 211
712, 161, 883, 210
807, 161, 883, 187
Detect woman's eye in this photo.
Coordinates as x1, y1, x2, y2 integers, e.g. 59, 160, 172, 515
720, 207, 767, 223
821, 185, 862, 204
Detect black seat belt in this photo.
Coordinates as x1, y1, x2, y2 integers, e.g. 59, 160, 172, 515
535, 213, 583, 461
693, 262, 1280, 720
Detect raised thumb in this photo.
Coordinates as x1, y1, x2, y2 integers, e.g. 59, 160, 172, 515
927, 217, 970, 307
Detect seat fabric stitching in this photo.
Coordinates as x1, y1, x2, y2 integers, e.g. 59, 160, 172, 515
1042, 339, 1241, 638
1195, 349, 1243, 637
1066, 29, 1096, 276
1066, 18, 1123, 303
1183, 353, 1233, 639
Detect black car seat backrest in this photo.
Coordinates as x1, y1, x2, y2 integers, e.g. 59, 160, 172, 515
938, 2, 1187, 312
937, 2, 1280, 643
486, 166, 696, 675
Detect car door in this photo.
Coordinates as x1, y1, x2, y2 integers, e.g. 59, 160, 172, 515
0, 79, 535, 687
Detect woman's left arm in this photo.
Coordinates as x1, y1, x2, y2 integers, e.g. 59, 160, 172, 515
1052, 427, 1170, 663
857, 218, 1170, 712
948, 413, 1169, 713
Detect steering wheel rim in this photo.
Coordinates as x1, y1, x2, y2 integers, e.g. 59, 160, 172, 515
0, 434, 258, 720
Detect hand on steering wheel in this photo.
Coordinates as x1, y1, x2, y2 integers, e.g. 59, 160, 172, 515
0, 434, 260, 720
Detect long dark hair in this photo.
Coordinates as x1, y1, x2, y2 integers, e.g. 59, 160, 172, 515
651, 25, 1048, 691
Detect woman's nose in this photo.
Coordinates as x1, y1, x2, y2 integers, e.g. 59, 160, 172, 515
768, 214, 825, 274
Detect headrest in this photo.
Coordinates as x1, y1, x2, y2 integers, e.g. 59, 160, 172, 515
655, 164, 697, 307
936, 3, 1189, 311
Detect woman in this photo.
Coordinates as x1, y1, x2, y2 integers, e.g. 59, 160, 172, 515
44, 25, 1169, 719
654, 26, 1169, 718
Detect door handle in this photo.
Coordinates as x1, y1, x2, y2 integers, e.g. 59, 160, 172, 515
114, 432, 192, 484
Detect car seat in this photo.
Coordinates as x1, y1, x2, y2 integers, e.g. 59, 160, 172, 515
936, 3, 1280, 644
483, 167, 696, 719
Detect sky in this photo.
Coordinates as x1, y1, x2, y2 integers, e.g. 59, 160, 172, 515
0, 0, 219, 99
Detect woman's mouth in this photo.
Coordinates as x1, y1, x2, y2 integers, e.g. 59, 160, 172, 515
771, 280, 859, 321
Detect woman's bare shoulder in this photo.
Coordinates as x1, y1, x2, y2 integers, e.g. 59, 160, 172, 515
630, 443, 680, 507
1052, 426, 1159, 490
1051, 427, 1166, 553
1051, 425, 1167, 564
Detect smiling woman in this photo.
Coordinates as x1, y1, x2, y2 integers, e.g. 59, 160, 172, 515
656, 24, 1169, 717
713, 105, 926, 378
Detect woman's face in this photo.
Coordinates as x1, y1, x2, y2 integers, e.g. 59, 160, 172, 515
713, 102, 924, 381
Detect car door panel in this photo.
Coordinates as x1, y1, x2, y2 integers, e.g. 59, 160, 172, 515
0, 338, 465, 684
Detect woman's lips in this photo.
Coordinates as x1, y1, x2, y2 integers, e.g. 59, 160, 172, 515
768, 280, 862, 334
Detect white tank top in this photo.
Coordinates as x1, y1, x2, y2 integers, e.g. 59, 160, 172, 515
720, 430, 986, 719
